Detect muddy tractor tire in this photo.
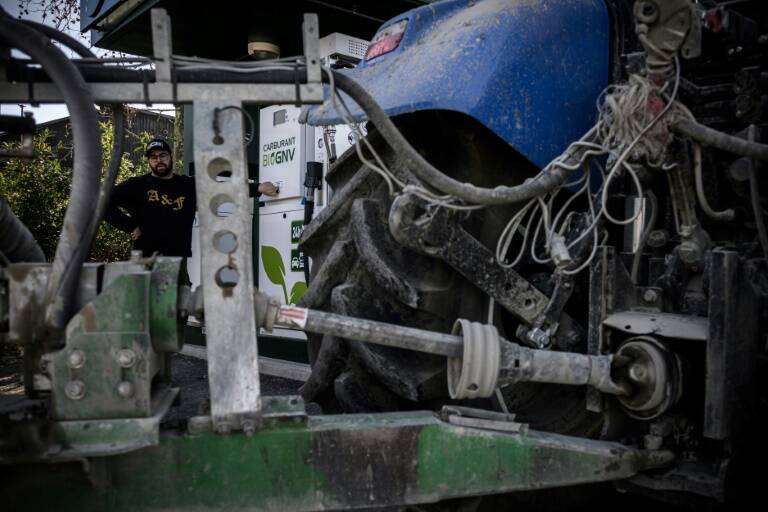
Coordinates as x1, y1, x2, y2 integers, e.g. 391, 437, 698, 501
298, 112, 601, 436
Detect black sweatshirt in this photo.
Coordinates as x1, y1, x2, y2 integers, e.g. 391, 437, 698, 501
105, 173, 196, 257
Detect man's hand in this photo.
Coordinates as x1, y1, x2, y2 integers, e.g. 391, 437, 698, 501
257, 181, 279, 197
131, 227, 142, 240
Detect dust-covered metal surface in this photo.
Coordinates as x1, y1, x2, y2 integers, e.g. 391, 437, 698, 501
193, 99, 263, 431
389, 193, 548, 324
1, 263, 100, 346
308, 0, 609, 169
603, 310, 709, 341
3, 410, 672, 511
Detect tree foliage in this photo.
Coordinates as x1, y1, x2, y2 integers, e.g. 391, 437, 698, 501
0, 117, 152, 262
17, 0, 80, 31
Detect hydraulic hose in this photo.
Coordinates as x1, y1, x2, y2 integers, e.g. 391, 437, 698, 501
329, 70, 585, 205
0, 194, 46, 263
0, 10, 102, 332
692, 143, 735, 221
77, 106, 125, 261
673, 118, 768, 161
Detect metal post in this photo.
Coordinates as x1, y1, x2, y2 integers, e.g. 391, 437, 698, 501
303, 14, 322, 85
150, 9, 172, 83
194, 101, 261, 432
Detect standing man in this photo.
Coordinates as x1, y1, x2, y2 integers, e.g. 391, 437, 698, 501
106, 138, 277, 258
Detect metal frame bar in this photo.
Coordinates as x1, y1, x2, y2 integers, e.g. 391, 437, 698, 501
150, 9, 172, 83
0, 80, 324, 104
193, 100, 262, 432
0, 11, 323, 105
5, 410, 673, 511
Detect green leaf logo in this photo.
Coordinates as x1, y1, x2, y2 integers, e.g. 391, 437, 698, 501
289, 281, 308, 305
261, 245, 288, 303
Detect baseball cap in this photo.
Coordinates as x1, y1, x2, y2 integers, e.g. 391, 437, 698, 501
145, 138, 172, 157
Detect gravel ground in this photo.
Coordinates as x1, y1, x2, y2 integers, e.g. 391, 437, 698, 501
166, 353, 309, 421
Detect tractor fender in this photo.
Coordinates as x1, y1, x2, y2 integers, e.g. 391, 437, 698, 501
308, 0, 609, 169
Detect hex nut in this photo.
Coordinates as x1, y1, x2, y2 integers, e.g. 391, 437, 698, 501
116, 349, 137, 368
65, 380, 86, 400
67, 349, 86, 369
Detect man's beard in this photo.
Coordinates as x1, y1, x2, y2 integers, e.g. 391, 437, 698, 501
151, 162, 172, 177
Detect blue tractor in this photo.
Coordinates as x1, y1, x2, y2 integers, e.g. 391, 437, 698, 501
299, 0, 768, 503
0, 0, 766, 508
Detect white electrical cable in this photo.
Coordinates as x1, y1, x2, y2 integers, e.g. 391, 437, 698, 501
493, 56, 683, 276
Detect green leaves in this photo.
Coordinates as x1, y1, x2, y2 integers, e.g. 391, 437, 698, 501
289, 281, 307, 305
261, 245, 288, 303
261, 245, 286, 286
261, 245, 307, 304
0, 116, 151, 263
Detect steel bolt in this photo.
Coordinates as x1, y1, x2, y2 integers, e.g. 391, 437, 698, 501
65, 380, 86, 400
67, 349, 86, 369
642, 289, 659, 304
242, 420, 256, 437
628, 363, 649, 384
116, 349, 137, 368
116, 381, 134, 398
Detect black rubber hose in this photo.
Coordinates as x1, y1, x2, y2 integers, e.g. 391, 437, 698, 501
19, 19, 96, 58
673, 118, 768, 161
330, 70, 586, 205
0, 10, 102, 331
0, 194, 46, 263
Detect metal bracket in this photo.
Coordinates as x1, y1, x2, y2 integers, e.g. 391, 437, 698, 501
389, 193, 547, 324
389, 193, 584, 348
150, 9, 172, 83
48, 387, 178, 459
193, 100, 262, 432
302, 13, 322, 85
439, 405, 529, 434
